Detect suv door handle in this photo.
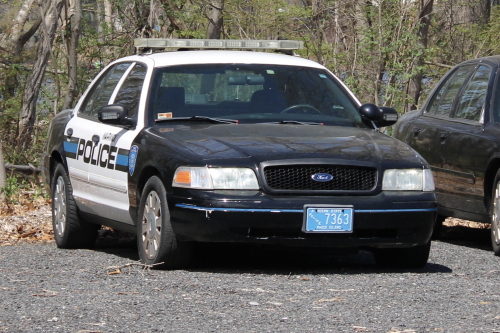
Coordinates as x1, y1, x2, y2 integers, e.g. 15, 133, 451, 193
92, 135, 100, 143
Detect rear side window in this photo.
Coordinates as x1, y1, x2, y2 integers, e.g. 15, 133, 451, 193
454, 65, 491, 122
493, 69, 500, 123
113, 63, 148, 117
79, 62, 132, 117
427, 65, 475, 116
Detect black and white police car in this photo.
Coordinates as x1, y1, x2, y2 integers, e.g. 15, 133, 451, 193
41, 39, 437, 268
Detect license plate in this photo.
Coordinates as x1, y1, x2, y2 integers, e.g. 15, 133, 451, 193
303, 205, 353, 233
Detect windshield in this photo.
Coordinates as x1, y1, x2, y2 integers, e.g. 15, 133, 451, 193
147, 64, 365, 127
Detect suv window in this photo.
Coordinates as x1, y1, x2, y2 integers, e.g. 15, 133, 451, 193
494, 69, 500, 123
113, 63, 147, 117
427, 65, 475, 116
79, 62, 132, 117
454, 65, 491, 122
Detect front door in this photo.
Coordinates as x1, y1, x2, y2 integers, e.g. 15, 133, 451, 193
87, 62, 148, 224
65, 62, 134, 217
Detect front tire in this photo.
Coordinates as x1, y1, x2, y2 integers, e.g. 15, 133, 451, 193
373, 241, 431, 268
432, 214, 446, 240
490, 170, 500, 256
137, 176, 191, 269
52, 163, 98, 248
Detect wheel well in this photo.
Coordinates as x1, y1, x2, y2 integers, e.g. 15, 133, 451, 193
137, 166, 161, 200
484, 159, 500, 214
49, 151, 65, 187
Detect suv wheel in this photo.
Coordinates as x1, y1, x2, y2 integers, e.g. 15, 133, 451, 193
373, 241, 431, 268
52, 163, 98, 248
137, 176, 192, 269
490, 170, 500, 256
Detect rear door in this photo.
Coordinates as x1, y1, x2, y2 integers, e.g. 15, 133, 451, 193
410, 64, 476, 209
439, 64, 492, 213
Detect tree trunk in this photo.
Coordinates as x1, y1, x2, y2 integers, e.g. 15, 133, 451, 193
0, 0, 36, 52
407, 0, 434, 112
158, 0, 189, 34
62, 0, 82, 110
206, 0, 224, 39
97, 0, 104, 43
17, 0, 65, 151
104, 0, 113, 36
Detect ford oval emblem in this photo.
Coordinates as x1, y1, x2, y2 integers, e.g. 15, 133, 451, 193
311, 173, 334, 182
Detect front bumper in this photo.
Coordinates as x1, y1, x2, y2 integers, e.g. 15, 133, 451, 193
168, 189, 436, 249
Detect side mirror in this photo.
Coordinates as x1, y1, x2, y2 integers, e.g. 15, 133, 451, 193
359, 103, 381, 121
377, 106, 398, 127
98, 104, 136, 128
358, 103, 398, 128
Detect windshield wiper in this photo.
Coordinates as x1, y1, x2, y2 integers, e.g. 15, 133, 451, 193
267, 120, 323, 125
155, 116, 238, 124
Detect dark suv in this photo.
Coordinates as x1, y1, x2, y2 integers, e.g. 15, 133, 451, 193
394, 56, 500, 254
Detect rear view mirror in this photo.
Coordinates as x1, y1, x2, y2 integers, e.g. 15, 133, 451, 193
98, 104, 136, 128
228, 76, 265, 85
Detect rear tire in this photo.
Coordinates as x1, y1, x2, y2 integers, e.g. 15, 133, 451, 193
373, 241, 431, 268
52, 163, 98, 249
137, 176, 192, 269
490, 170, 500, 256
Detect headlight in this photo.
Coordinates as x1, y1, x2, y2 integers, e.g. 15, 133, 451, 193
382, 168, 434, 191
172, 167, 259, 190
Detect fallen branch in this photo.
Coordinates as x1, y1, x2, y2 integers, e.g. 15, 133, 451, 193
423, 61, 454, 69
4, 163, 41, 175
106, 262, 164, 275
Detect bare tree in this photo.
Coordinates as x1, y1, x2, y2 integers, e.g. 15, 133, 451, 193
104, 0, 113, 36
407, 0, 434, 112
62, 0, 82, 110
17, 0, 66, 151
0, 0, 36, 52
206, 0, 224, 39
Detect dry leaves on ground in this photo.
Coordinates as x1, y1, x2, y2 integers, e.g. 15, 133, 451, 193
0, 196, 54, 246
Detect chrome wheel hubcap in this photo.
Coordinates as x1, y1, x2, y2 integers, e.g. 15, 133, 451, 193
493, 182, 500, 245
54, 176, 66, 237
141, 191, 162, 259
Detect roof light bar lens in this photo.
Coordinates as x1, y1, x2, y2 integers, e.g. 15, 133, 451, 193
134, 38, 304, 51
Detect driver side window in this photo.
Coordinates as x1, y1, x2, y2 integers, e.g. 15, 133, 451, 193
79, 62, 132, 118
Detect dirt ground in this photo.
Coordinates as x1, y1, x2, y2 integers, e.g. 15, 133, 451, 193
0, 195, 491, 246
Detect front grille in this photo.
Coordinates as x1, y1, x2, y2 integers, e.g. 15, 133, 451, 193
263, 165, 377, 191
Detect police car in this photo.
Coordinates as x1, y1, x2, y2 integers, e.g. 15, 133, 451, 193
41, 39, 437, 269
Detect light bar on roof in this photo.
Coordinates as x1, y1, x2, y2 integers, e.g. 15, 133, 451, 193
134, 38, 304, 51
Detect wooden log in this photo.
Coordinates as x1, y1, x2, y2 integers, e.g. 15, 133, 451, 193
4, 164, 42, 175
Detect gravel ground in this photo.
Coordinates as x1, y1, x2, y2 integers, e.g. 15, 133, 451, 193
0, 225, 499, 333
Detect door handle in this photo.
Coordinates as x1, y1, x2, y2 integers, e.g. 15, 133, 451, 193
440, 132, 448, 142
92, 134, 100, 143
413, 127, 420, 138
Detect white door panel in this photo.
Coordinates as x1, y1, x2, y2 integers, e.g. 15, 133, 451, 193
63, 117, 100, 203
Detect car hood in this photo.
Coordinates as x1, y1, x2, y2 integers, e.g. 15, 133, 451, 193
152, 123, 426, 168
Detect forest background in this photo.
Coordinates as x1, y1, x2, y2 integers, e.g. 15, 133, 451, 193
0, 0, 499, 202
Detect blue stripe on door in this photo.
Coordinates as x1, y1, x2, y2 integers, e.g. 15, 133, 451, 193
63, 141, 78, 153
116, 154, 129, 166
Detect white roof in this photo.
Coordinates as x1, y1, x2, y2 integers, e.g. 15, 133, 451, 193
120, 50, 325, 69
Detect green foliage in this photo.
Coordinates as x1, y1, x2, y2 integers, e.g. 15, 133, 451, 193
2, 176, 20, 206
